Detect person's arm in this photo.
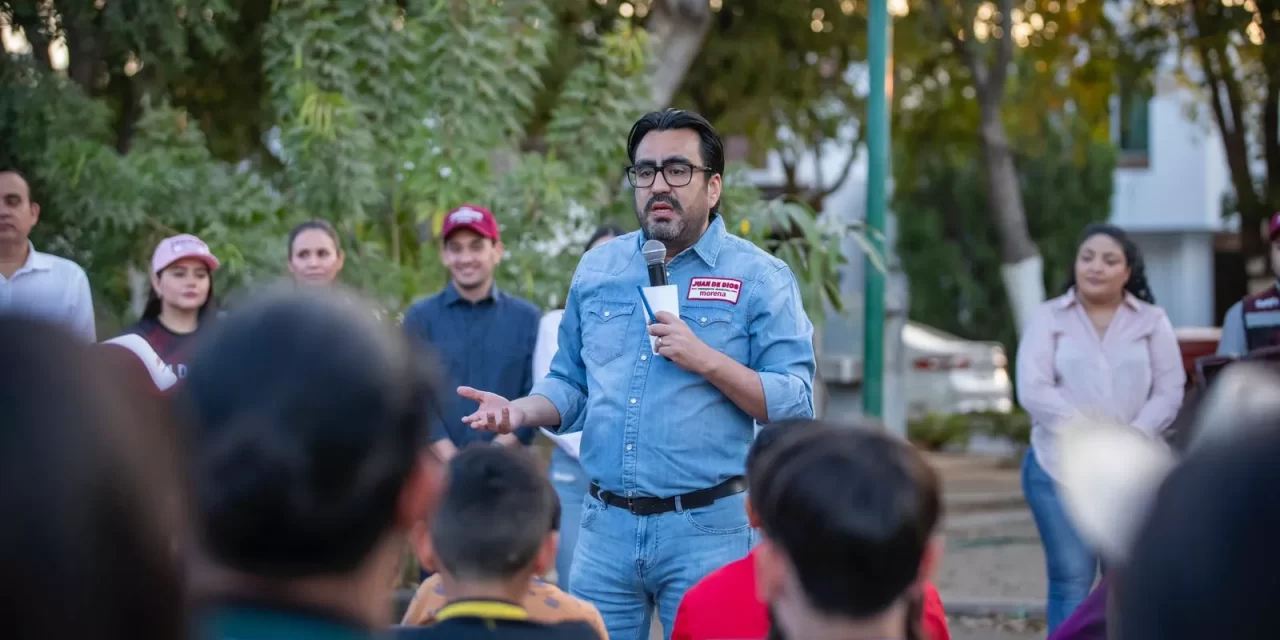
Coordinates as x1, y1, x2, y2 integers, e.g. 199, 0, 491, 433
1131, 310, 1187, 437
659, 264, 815, 423
512, 310, 541, 445
1015, 304, 1079, 434
1216, 300, 1247, 356
528, 277, 591, 432
69, 267, 96, 342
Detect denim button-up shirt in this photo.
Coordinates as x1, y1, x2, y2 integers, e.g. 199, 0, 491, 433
532, 215, 816, 497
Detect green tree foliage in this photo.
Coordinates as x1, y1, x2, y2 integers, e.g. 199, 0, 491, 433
2, 0, 852, 333
1125, 0, 1280, 278
895, 118, 1116, 350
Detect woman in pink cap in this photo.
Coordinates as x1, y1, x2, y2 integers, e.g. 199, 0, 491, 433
109, 234, 221, 388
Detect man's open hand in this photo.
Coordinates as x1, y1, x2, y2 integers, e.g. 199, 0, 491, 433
647, 311, 714, 374
459, 386, 525, 435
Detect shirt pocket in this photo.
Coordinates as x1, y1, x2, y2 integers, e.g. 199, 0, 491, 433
680, 303, 737, 352
582, 299, 636, 367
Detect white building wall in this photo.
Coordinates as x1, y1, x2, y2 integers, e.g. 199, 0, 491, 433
1109, 75, 1231, 328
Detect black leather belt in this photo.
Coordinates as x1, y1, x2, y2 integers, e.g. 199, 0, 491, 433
589, 476, 747, 516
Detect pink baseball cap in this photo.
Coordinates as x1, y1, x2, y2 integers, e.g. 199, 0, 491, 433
1270, 212, 1280, 241
440, 205, 500, 242
151, 233, 221, 274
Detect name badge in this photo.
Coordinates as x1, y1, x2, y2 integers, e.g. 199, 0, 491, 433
687, 277, 743, 305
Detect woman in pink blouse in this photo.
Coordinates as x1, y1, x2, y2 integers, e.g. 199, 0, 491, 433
1016, 223, 1185, 632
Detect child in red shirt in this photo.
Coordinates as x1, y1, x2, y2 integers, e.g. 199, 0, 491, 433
671, 549, 950, 640
672, 423, 951, 640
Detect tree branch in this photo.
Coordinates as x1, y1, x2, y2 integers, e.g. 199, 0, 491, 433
817, 130, 863, 198
990, 0, 1015, 94
1191, 3, 1260, 217
644, 0, 713, 109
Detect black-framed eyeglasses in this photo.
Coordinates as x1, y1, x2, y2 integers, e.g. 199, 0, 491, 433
624, 162, 715, 188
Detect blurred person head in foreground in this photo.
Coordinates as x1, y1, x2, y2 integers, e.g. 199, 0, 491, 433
0, 316, 184, 640
1052, 363, 1280, 640
180, 287, 446, 637
399, 446, 604, 640
749, 420, 944, 640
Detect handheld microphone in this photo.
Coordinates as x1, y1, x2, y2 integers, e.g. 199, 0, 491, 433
642, 239, 668, 287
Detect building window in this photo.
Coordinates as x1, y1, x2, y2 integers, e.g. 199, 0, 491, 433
1117, 84, 1152, 168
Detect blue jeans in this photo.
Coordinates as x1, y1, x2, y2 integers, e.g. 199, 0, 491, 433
550, 447, 591, 591
569, 490, 756, 640
1022, 448, 1099, 632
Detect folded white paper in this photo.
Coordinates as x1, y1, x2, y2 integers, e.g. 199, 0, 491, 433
640, 284, 680, 354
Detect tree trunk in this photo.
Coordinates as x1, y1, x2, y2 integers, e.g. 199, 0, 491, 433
977, 100, 1044, 333
644, 0, 713, 109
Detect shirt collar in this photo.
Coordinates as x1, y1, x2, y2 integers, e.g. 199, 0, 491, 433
15, 242, 52, 275
1058, 288, 1141, 311
196, 602, 370, 640
434, 599, 529, 623
635, 214, 727, 268
444, 280, 500, 306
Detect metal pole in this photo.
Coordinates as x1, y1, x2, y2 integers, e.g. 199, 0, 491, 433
862, 0, 890, 418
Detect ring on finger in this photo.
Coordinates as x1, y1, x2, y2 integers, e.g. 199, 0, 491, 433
655, 337, 663, 347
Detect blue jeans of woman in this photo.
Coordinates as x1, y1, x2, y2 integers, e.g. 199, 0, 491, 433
1022, 448, 1099, 632
549, 446, 591, 591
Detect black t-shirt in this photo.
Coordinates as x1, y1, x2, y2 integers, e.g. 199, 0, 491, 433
393, 618, 600, 640
123, 316, 206, 382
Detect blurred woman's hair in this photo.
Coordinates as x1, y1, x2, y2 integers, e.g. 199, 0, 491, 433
181, 287, 444, 578
583, 224, 627, 255
0, 316, 184, 640
1062, 223, 1156, 304
750, 420, 940, 640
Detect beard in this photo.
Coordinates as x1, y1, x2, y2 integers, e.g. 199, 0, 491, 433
637, 194, 707, 250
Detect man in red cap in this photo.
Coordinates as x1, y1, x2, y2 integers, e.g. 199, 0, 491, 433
402, 205, 542, 462
1218, 212, 1280, 355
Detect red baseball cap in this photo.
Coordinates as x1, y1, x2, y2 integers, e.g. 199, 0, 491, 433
440, 205, 500, 242
1269, 212, 1280, 241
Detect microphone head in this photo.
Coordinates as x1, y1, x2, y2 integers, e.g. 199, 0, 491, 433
642, 239, 667, 266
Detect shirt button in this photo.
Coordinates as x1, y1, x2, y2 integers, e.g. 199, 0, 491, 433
603, 311, 610, 317
640, 355, 648, 361
630, 398, 637, 404
626, 444, 633, 451
700, 317, 707, 324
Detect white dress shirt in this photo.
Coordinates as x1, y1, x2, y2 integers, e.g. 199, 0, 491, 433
535, 309, 583, 459
0, 243, 96, 342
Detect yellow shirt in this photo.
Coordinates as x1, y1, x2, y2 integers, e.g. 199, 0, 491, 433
401, 576, 608, 640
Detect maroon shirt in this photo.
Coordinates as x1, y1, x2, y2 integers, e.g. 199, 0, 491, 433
123, 316, 206, 384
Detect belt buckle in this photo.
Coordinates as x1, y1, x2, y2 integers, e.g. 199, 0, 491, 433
626, 497, 636, 513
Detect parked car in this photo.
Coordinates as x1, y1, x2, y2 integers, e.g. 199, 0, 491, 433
904, 322, 1013, 420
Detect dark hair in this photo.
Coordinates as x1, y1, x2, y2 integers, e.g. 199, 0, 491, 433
181, 288, 444, 578
142, 271, 218, 322
750, 420, 941, 638
1063, 223, 1155, 304
627, 109, 725, 213
1116, 416, 1280, 640
0, 317, 184, 640
583, 224, 627, 255
288, 219, 343, 257
0, 167, 34, 201
430, 446, 558, 582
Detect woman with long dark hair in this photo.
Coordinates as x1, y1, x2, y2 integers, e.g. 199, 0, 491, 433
1016, 223, 1184, 631
750, 420, 943, 640
287, 220, 345, 287
116, 234, 220, 386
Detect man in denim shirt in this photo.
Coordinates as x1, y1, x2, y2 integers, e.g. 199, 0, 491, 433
459, 109, 816, 640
